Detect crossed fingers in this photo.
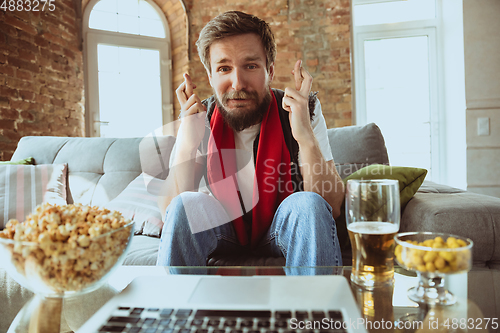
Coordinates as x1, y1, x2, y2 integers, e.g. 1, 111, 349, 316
283, 60, 312, 112
293, 59, 313, 96
176, 73, 206, 119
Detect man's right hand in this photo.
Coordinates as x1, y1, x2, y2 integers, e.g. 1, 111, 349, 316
158, 74, 206, 214
175, 73, 206, 152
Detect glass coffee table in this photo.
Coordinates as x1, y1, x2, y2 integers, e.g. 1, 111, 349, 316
2, 266, 499, 332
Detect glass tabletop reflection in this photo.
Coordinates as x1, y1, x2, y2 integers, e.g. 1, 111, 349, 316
149, 266, 498, 333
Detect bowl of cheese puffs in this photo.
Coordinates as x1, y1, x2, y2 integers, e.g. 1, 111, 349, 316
0, 203, 134, 297
394, 232, 473, 305
394, 232, 473, 275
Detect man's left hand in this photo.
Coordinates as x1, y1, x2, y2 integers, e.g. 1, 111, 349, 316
282, 59, 314, 144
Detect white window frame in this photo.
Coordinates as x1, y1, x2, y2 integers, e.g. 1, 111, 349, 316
82, 0, 173, 137
352, 3, 446, 183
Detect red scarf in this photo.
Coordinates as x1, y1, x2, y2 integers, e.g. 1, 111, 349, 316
207, 90, 293, 247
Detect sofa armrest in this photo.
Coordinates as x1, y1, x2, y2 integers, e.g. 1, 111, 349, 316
401, 191, 500, 269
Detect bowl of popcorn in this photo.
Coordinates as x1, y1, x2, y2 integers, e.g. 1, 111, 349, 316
394, 232, 473, 305
0, 203, 134, 297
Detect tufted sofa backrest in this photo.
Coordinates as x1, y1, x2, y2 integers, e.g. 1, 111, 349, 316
11, 136, 175, 207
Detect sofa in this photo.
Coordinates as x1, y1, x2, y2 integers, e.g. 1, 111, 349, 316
2, 123, 500, 332
3, 122, 500, 269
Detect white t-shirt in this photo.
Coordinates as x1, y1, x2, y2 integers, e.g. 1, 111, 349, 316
232, 99, 333, 207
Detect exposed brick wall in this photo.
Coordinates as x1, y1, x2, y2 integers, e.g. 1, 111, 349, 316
1, 0, 351, 161
183, 0, 352, 128
0, 0, 85, 161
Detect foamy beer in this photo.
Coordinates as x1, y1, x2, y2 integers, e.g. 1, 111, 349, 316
346, 179, 400, 288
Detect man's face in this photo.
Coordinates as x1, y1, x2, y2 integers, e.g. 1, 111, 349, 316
208, 33, 275, 131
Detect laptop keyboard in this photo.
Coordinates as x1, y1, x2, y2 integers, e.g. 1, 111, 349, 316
98, 308, 347, 333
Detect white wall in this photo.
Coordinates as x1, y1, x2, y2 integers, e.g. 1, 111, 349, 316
440, 0, 467, 190
464, 0, 500, 197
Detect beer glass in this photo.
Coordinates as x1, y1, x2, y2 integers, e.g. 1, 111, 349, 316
346, 179, 400, 288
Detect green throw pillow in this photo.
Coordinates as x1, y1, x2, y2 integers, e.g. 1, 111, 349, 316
336, 164, 427, 259
0, 157, 35, 165
343, 164, 428, 209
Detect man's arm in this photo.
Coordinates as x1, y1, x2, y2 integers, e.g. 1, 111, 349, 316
296, 135, 344, 218
157, 73, 206, 215
282, 60, 344, 218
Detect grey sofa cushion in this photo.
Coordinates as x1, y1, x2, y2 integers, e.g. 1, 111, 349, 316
328, 123, 389, 178
401, 191, 500, 269
417, 180, 465, 194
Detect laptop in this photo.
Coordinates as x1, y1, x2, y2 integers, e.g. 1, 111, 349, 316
77, 274, 368, 333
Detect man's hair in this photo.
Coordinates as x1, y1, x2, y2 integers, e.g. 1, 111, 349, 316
196, 11, 276, 73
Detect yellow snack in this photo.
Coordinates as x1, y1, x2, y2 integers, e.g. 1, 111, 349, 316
439, 266, 451, 273
434, 256, 446, 270
439, 251, 455, 262
432, 242, 445, 249
396, 254, 402, 266
425, 262, 436, 272
423, 251, 438, 263
423, 239, 434, 247
434, 236, 445, 243
395, 235, 471, 274
446, 237, 458, 248
395, 244, 402, 257
411, 252, 424, 266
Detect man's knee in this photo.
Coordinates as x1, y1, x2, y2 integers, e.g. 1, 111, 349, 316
279, 191, 332, 214
168, 192, 231, 235
167, 192, 210, 235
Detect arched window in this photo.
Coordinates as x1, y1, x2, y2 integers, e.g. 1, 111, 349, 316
83, 0, 173, 138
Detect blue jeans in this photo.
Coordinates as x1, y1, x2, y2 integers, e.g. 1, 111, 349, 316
156, 191, 342, 267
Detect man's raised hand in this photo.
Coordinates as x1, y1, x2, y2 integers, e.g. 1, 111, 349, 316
176, 73, 206, 119
175, 73, 206, 152
282, 60, 314, 144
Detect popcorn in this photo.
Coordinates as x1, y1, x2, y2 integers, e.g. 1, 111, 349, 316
0, 203, 132, 294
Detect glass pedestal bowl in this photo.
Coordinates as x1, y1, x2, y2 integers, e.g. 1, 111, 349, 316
394, 232, 473, 306
0, 219, 134, 332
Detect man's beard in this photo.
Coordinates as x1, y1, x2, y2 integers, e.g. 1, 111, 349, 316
214, 88, 272, 132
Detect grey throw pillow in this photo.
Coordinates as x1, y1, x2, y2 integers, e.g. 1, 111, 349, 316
327, 123, 390, 178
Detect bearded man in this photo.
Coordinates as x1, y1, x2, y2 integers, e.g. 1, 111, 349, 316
156, 11, 345, 266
